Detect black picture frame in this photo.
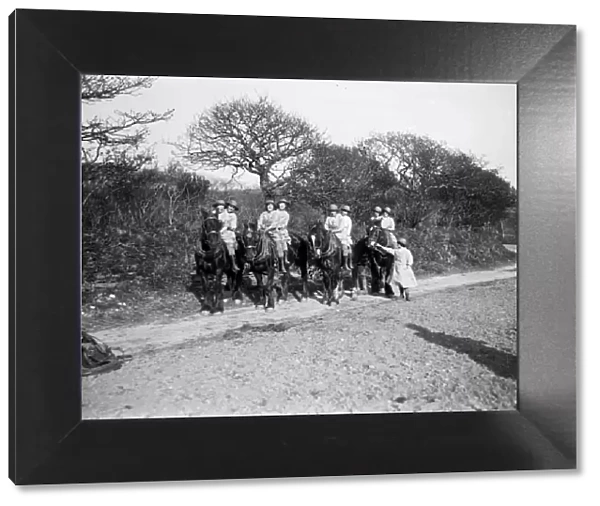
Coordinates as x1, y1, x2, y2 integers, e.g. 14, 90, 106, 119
9, 9, 577, 485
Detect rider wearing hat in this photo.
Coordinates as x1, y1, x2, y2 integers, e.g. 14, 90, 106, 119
212, 199, 227, 221
324, 204, 353, 270
324, 204, 341, 232
273, 197, 292, 272
338, 205, 354, 270
222, 200, 240, 271
380, 206, 398, 248
257, 199, 277, 232
370, 205, 383, 225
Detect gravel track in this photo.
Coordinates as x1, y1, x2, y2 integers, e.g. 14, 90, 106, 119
83, 266, 517, 419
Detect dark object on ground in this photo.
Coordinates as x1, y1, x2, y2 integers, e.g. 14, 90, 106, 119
82, 330, 132, 376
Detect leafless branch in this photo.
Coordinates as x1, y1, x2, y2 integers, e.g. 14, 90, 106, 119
174, 95, 323, 193
81, 75, 157, 102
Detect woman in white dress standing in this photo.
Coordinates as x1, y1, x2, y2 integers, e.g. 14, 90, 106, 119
375, 237, 417, 300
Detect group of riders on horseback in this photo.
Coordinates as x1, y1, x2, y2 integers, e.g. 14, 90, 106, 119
193, 196, 417, 314
211, 197, 399, 273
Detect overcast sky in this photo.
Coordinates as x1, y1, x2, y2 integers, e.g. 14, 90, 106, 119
83, 76, 516, 188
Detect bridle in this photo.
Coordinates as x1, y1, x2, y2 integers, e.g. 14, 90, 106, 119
310, 225, 337, 260
242, 228, 272, 265
197, 217, 224, 258
367, 225, 387, 249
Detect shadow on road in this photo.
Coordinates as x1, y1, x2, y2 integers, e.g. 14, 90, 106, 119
405, 323, 517, 380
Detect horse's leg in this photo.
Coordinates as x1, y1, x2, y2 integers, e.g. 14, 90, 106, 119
369, 257, 380, 294
360, 267, 368, 293
229, 266, 242, 305
281, 267, 289, 302
385, 257, 395, 297
298, 258, 308, 301
323, 270, 332, 306
224, 270, 233, 305
302, 245, 311, 300
350, 248, 360, 299
236, 268, 245, 303
255, 272, 265, 308
266, 265, 276, 310
351, 264, 358, 299
200, 275, 212, 314
200, 293, 212, 315
329, 271, 337, 305
214, 272, 225, 314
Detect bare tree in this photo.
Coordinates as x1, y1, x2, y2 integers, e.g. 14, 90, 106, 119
176, 96, 323, 196
81, 75, 174, 164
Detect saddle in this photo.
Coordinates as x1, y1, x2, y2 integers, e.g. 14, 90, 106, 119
254, 232, 278, 263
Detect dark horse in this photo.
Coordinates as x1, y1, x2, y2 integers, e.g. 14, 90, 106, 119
308, 222, 344, 305
241, 222, 281, 310
351, 225, 395, 298
287, 231, 311, 301
191, 216, 244, 314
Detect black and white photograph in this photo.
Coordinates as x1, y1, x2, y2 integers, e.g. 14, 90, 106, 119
81, 75, 518, 419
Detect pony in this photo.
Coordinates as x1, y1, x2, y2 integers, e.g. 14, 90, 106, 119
191, 215, 244, 314
351, 225, 396, 298
241, 222, 282, 310
286, 231, 310, 301
308, 221, 344, 306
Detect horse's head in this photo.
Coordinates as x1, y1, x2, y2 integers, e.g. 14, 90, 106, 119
202, 216, 222, 248
309, 221, 328, 257
367, 225, 382, 248
242, 222, 261, 262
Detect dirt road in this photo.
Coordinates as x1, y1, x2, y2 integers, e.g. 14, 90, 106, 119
82, 264, 517, 419
90, 264, 516, 355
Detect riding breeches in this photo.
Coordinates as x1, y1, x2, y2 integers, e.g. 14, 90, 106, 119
220, 230, 237, 248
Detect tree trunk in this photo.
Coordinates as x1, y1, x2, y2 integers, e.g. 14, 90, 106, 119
259, 171, 273, 197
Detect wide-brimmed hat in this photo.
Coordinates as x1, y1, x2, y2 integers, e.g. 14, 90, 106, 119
277, 197, 290, 205
398, 237, 407, 246
373, 206, 382, 213
226, 200, 239, 210
264, 199, 275, 207
383, 206, 392, 214
213, 199, 226, 207
340, 205, 350, 212
328, 204, 339, 211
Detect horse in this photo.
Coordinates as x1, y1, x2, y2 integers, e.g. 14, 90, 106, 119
286, 231, 310, 301
191, 216, 244, 314
241, 222, 282, 311
351, 225, 396, 298
308, 221, 344, 306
